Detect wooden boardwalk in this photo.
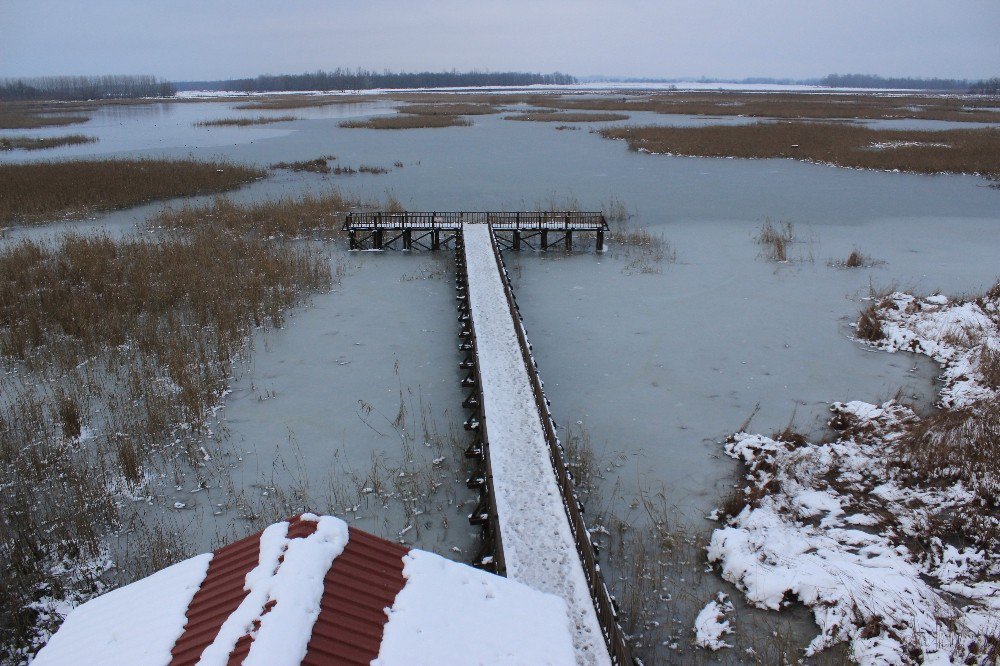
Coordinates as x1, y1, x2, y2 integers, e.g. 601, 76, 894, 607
349, 213, 632, 665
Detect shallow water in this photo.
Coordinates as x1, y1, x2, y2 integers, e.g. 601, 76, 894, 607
3, 96, 999, 658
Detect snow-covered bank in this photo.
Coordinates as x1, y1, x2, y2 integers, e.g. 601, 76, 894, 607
708, 286, 1000, 664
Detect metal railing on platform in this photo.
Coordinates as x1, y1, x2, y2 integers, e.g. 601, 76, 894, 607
344, 211, 608, 231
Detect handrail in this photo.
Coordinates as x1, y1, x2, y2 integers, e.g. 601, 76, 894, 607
484, 225, 634, 665
344, 211, 608, 231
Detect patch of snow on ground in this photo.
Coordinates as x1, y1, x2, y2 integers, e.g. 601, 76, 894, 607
693, 593, 734, 650
462, 223, 610, 665
32, 553, 213, 666
710, 288, 1000, 664
374, 549, 577, 666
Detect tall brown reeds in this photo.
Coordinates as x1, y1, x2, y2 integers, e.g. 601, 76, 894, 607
0, 227, 332, 658
153, 190, 367, 239
0, 134, 96, 151
339, 115, 472, 130
0, 158, 264, 226
600, 122, 1000, 182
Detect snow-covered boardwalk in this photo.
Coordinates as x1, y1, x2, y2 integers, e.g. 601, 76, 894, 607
461, 223, 612, 666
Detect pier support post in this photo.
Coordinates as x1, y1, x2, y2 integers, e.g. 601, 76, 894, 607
403, 229, 412, 250
374, 229, 383, 249
349, 230, 357, 250
432, 230, 440, 250
596, 229, 604, 253
541, 230, 548, 250
513, 230, 520, 251
565, 230, 572, 251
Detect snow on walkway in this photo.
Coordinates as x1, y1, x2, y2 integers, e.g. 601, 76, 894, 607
461, 223, 610, 666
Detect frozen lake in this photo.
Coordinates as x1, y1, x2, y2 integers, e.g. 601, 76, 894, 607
4, 96, 998, 658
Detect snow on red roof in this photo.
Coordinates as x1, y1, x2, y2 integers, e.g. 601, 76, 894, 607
34, 515, 577, 665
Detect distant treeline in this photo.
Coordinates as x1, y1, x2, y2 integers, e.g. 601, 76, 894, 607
0, 75, 176, 101
820, 73, 972, 91
969, 78, 1000, 95
173, 69, 576, 92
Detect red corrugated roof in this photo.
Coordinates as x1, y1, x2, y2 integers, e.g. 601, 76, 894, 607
168, 516, 408, 665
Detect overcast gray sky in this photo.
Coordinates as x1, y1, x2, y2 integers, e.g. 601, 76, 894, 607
2, 1, 998, 81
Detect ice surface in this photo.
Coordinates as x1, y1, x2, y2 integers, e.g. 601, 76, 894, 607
32, 554, 212, 666
374, 549, 577, 665
462, 223, 610, 665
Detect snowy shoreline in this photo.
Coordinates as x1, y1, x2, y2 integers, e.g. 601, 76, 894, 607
708, 287, 1000, 664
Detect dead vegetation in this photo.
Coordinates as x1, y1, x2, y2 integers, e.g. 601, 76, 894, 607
339, 114, 472, 130
529, 91, 1000, 124
398, 103, 499, 116
828, 247, 884, 269
599, 122, 1000, 183
153, 190, 366, 239
195, 115, 298, 127
0, 227, 332, 659
0, 158, 264, 226
0, 134, 96, 151
754, 218, 794, 262
234, 94, 381, 110
504, 111, 629, 123
269, 156, 336, 174
0, 105, 89, 129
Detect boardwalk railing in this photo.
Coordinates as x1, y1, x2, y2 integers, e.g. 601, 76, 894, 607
484, 226, 634, 665
344, 211, 608, 231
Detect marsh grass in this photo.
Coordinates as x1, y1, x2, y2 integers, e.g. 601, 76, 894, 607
504, 111, 629, 122
829, 247, 884, 269
531, 91, 1000, 124
358, 164, 389, 174
153, 190, 373, 239
234, 95, 381, 110
0, 227, 331, 658
600, 122, 1000, 182
754, 218, 794, 262
0, 158, 264, 226
398, 103, 499, 116
269, 156, 336, 174
195, 115, 298, 127
339, 115, 472, 130
0, 106, 89, 129
0, 134, 96, 151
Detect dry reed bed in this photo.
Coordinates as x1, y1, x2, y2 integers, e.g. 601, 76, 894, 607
0, 158, 265, 226
339, 114, 472, 130
0, 106, 90, 129
530, 91, 1000, 124
0, 227, 331, 658
153, 190, 368, 238
195, 115, 297, 127
235, 95, 382, 110
504, 111, 629, 122
0, 134, 96, 151
398, 103, 499, 116
599, 122, 1000, 182
269, 156, 336, 174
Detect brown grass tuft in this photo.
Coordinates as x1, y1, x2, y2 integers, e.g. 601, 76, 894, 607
398, 103, 499, 116
504, 111, 629, 122
195, 115, 297, 127
0, 158, 264, 226
856, 303, 886, 341
755, 218, 794, 262
339, 115, 472, 130
153, 190, 365, 239
0, 134, 96, 151
0, 106, 89, 129
269, 156, 336, 174
600, 122, 1000, 182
